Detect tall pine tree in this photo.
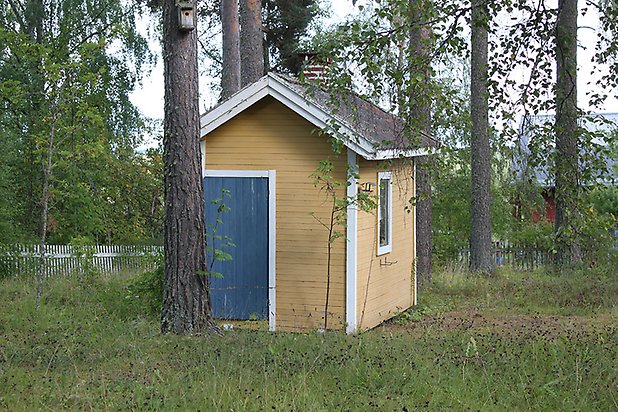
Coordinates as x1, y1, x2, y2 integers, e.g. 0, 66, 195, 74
469, 0, 494, 273
160, 0, 217, 334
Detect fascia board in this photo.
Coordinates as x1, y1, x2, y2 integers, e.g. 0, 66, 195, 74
200, 74, 426, 161
266, 76, 376, 158
372, 148, 432, 160
200, 77, 270, 136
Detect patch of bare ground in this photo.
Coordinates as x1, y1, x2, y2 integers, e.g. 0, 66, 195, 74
383, 310, 616, 338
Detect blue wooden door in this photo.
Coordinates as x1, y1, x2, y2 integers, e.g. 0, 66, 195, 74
204, 176, 269, 320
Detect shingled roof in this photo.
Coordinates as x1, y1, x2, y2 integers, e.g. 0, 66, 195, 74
200, 73, 436, 160
274, 73, 437, 150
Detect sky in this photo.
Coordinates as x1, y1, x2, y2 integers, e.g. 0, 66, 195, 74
129, 1, 615, 148
130, 1, 360, 145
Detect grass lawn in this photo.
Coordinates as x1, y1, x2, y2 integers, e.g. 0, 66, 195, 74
0, 268, 616, 410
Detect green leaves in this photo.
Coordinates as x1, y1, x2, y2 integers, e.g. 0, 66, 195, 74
0, 2, 158, 245
204, 188, 235, 279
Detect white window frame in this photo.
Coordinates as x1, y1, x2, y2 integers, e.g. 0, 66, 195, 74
377, 171, 393, 256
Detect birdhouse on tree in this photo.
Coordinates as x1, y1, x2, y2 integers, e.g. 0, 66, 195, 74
177, 2, 195, 31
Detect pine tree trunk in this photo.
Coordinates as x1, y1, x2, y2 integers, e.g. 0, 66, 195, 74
409, 0, 433, 289
221, 0, 241, 100
415, 157, 433, 287
555, 0, 581, 266
161, 0, 217, 335
469, 0, 494, 274
239, 0, 264, 86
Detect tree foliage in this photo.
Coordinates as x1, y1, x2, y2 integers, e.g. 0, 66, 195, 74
309, 0, 617, 269
263, 0, 321, 74
0, 1, 162, 246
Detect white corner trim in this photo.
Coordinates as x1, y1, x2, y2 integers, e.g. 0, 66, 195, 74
203, 169, 277, 331
413, 161, 417, 306
346, 149, 358, 334
200, 140, 206, 177
377, 171, 393, 256
268, 170, 277, 332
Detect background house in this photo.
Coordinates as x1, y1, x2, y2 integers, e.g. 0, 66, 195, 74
513, 112, 618, 222
200, 73, 435, 333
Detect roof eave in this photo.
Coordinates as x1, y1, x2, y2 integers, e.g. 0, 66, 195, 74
200, 73, 425, 160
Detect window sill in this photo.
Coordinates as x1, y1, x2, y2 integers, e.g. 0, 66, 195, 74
377, 245, 392, 256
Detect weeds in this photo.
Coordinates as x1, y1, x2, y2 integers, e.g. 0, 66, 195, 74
411, 266, 618, 317
0, 269, 616, 410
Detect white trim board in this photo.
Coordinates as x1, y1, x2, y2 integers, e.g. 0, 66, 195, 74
200, 140, 206, 177
267, 170, 276, 332
413, 161, 418, 306
377, 171, 393, 256
200, 73, 429, 161
345, 149, 358, 334
203, 170, 271, 178
203, 169, 277, 331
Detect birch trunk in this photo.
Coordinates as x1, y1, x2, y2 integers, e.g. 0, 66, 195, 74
36, 118, 55, 309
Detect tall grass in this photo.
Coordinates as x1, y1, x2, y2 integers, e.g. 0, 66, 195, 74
0, 270, 616, 410
421, 266, 618, 316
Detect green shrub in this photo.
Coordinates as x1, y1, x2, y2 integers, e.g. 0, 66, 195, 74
126, 261, 163, 316
69, 236, 99, 279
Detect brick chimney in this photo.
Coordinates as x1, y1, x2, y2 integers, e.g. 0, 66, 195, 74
298, 52, 331, 80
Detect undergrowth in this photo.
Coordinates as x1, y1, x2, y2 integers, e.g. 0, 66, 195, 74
407, 266, 618, 318
0, 269, 616, 410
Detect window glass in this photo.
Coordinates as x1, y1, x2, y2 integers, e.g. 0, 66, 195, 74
377, 172, 392, 255
379, 178, 389, 246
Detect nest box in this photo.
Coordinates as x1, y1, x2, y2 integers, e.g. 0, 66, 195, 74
177, 2, 195, 32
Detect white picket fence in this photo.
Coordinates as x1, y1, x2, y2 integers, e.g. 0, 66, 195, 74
0, 244, 162, 277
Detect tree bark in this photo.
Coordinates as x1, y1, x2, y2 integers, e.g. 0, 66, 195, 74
221, 0, 241, 100
415, 157, 433, 287
239, 0, 264, 86
555, 0, 581, 266
408, 0, 433, 288
469, 0, 494, 274
161, 0, 217, 335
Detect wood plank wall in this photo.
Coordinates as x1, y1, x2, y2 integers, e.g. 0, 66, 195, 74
203, 97, 348, 331
356, 159, 415, 330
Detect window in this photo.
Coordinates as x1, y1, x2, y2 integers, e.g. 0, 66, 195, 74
377, 171, 392, 255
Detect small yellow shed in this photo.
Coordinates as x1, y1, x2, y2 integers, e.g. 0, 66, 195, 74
200, 73, 433, 333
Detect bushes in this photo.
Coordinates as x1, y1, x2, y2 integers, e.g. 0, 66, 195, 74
126, 258, 163, 316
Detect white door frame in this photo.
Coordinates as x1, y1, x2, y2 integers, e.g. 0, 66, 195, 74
203, 169, 277, 331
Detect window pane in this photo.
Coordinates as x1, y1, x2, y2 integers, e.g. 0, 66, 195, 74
379, 178, 389, 247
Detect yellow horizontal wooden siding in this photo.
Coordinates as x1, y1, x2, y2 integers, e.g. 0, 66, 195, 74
203, 96, 348, 331
356, 158, 415, 330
